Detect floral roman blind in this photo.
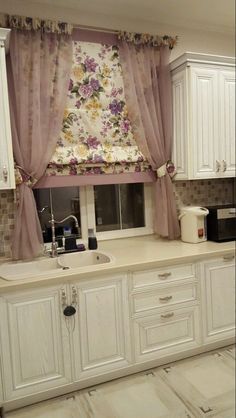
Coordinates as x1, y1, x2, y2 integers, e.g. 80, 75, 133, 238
46, 41, 151, 178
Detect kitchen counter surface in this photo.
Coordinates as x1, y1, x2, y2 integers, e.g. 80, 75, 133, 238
0, 236, 235, 291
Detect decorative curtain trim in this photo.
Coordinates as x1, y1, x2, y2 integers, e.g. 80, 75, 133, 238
0, 13, 73, 34
118, 31, 177, 49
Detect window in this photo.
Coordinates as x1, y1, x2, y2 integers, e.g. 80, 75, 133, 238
34, 183, 153, 246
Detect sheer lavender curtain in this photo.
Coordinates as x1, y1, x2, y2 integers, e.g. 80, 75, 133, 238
7, 29, 72, 259
118, 41, 180, 239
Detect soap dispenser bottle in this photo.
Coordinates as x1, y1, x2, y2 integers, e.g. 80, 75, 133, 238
88, 228, 97, 250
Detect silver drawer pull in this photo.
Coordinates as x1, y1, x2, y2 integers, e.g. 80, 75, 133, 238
161, 312, 174, 319
158, 272, 171, 279
223, 255, 234, 262
159, 295, 173, 302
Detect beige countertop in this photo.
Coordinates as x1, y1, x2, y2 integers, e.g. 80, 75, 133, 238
0, 236, 235, 292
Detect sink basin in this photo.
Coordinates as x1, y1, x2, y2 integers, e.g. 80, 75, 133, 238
0, 251, 114, 281
58, 250, 113, 269
0, 257, 62, 281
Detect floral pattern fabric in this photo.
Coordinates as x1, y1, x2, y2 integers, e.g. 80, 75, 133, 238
118, 31, 177, 49
48, 41, 148, 175
0, 13, 73, 34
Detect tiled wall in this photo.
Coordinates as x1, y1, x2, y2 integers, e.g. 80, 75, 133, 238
0, 190, 15, 258
0, 178, 235, 258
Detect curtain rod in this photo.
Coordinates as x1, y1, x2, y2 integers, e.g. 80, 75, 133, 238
73, 24, 118, 35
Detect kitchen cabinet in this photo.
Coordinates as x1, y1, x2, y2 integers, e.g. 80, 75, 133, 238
0, 28, 15, 189
171, 52, 235, 179
71, 274, 131, 380
130, 263, 201, 362
0, 285, 72, 400
200, 255, 235, 344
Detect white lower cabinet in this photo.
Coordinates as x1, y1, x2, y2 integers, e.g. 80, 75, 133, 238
201, 256, 235, 344
71, 274, 132, 380
133, 306, 201, 362
0, 285, 72, 400
0, 256, 234, 407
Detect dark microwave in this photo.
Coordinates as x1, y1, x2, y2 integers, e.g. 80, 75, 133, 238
206, 204, 236, 242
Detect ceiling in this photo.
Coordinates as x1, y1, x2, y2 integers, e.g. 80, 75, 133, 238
0, 0, 235, 34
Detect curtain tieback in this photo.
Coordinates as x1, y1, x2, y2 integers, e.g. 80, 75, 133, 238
15, 165, 38, 188
156, 160, 176, 179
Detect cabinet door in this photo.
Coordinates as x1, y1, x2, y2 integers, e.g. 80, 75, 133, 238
190, 67, 219, 178
0, 32, 15, 189
201, 257, 235, 343
0, 285, 72, 400
172, 70, 188, 179
219, 70, 235, 176
72, 275, 131, 380
133, 306, 201, 363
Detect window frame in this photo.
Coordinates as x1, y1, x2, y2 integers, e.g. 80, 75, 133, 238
40, 182, 153, 252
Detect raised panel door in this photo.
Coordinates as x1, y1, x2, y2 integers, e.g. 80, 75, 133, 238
201, 257, 235, 343
0, 285, 71, 400
72, 275, 131, 380
219, 70, 235, 176
190, 67, 219, 178
172, 71, 188, 179
133, 306, 201, 363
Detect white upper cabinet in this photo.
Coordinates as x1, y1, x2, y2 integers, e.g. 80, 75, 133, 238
171, 52, 235, 180
0, 28, 15, 189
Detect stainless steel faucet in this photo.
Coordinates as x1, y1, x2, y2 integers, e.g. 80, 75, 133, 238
49, 214, 80, 257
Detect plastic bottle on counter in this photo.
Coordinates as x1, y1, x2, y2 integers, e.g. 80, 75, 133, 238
88, 228, 97, 250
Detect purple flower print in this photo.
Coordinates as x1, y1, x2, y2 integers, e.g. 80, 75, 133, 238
69, 158, 78, 165
93, 154, 104, 163
75, 100, 81, 109
84, 57, 98, 72
120, 119, 130, 134
68, 79, 73, 91
90, 78, 100, 91
79, 84, 93, 99
109, 99, 123, 115
86, 136, 100, 149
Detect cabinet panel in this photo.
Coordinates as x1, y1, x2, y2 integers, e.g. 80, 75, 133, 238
0, 286, 71, 400
172, 71, 188, 179
201, 258, 235, 343
72, 275, 131, 380
219, 71, 235, 175
0, 29, 15, 189
133, 306, 201, 362
132, 283, 197, 315
191, 67, 219, 178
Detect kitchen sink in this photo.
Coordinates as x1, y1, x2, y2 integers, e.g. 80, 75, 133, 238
0, 257, 62, 281
0, 251, 114, 281
58, 250, 113, 269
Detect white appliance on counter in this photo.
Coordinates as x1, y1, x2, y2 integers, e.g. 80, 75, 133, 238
179, 206, 209, 243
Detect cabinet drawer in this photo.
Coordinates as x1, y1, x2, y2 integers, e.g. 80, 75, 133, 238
133, 306, 201, 362
132, 283, 197, 315
132, 264, 196, 289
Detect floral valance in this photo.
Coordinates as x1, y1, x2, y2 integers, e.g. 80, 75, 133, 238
47, 40, 150, 178
0, 13, 73, 34
118, 31, 177, 49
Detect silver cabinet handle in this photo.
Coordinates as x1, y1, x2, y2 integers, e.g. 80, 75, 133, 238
215, 160, 221, 172
158, 272, 171, 279
222, 160, 227, 172
161, 312, 174, 319
71, 285, 78, 306
61, 288, 67, 308
223, 255, 234, 262
2, 166, 8, 182
159, 295, 173, 302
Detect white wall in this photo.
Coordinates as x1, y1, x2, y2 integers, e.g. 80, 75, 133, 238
0, 0, 234, 60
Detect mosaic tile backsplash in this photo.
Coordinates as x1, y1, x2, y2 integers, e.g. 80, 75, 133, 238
0, 178, 235, 258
